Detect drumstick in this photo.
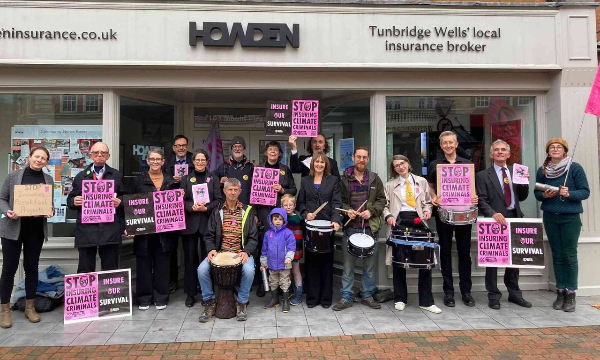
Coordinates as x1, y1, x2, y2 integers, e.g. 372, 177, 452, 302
312, 202, 329, 217
335, 208, 352, 213
344, 199, 369, 227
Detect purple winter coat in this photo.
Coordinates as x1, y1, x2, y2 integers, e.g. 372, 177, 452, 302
260, 208, 296, 271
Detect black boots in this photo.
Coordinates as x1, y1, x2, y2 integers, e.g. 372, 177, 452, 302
264, 290, 280, 309
282, 291, 290, 313
553, 289, 565, 310
563, 291, 576, 312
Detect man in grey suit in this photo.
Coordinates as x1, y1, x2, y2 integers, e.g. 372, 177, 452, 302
476, 139, 532, 310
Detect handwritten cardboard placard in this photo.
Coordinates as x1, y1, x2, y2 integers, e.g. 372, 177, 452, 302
124, 189, 185, 235
250, 167, 280, 206
291, 100, 319, 137
64, 269, 132, 324
477, 218, 544, 269
266, 101, 292, 136
192, 183, 210, 204
81, 180, 115, 223
512, 164, 529, 185
13, 184, 53, 216
436, 164, 475, 206
174, 164, 188, 178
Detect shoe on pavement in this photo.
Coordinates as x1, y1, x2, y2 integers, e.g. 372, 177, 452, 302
462, 292, 475, 307
508, 297, 532, 308
199, 299, 216, 323
236, 302, 248, 321
332, 299, 353, 311
488, 299, 501, 310
138, 304, 150, 311
185, 295, 196, 308
553, 289, 566, 310
443, 293, 455, 307
420, 305, 442, 314
394, 302, 406, 311
360, 297, 381, 309
155, 304, 167, 310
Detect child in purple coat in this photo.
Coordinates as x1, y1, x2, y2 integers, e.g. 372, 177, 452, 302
260, 208, 296, 313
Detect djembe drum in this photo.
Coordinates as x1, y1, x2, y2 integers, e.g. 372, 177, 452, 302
211, 251, 242, 319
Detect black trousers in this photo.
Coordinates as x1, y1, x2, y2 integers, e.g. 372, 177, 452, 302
77, 244, 119, 273
305, 251, 333, 306
0, 233, 44, 304
393, 266, 434, 307
485, 209, 522, 301
169, 238, 180, 284
136, 235, 170, 306
435, 216, 472, 295
181, 233, 207, 296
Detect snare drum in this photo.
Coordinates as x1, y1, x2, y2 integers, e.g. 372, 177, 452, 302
388, 229, 438, 269
211, 252, 242, 319
438, 205, 478, 225
305, 220, 334, 253
347, 233, 376, 259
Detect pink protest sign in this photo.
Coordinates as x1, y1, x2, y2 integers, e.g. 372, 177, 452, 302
477, 221, 511, 266
153, 189, 186, 233
512, 164, 529, 185
81, 180, 115, 223
585, 66, 600, 117
174, 164, 188, 178
436, 164, 475, 206
192, 183, 210, 204
64, 272, 99, 323
291, 100, 319, 137
250, 167, 280, 206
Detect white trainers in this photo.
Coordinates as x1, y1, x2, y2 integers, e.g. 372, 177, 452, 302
420, 305, 442, 314
155, 304, 167, 310
394, 302, 406, 311
138, 305, 150, 311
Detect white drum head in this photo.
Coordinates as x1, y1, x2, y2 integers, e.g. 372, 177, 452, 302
306, 220, 333, 232
349, 233, 375, 248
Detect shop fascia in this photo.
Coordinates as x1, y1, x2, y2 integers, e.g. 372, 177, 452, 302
189, 21, 299, 48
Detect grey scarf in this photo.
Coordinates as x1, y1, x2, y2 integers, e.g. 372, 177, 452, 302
544, 156, 571, 179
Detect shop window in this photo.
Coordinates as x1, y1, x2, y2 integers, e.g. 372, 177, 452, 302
61, 95, 77, 113
386, 96, 537, 218
84, 95, 100, 112
0, 94, 103, 238
517, 97, 532, 107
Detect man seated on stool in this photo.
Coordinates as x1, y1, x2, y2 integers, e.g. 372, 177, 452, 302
476, 139, 532, 310
197, 178, 258, 322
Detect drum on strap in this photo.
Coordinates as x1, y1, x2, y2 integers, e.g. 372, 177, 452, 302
438, 205, 478, 225
388, 228, 439, 270
210, 251, 242, 319
347, 233, 376, 259
305, 220, 334, 253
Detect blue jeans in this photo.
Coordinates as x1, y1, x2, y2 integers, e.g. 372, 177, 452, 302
340, 227, 378, 302
197, 255, 255, 304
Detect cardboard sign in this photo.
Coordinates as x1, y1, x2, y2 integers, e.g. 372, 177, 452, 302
512, 164, 529, 185
64, 269, 132, 324
477, 218, 544, 269
81, 180, 115, 223
436, 164, 475, 206
124, 189, 185, 235
174, 164, 188, 178
250, 167, 280, 206
266, 101, 292, 136
291, 100, 319, 137
13, 184, 53, 216
192, 183, 210, 204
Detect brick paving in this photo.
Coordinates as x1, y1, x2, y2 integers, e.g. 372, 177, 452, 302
0, 326, 599, 359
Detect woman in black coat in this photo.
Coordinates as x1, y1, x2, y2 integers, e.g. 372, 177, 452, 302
179, 149, 222, 307
297, 153, 342, 308
128, 148, 180, 311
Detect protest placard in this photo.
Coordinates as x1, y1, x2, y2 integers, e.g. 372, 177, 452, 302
436, 164, 475, 206
64, 269, 132, 324
81, 180, 115, 223
124, 193, 155, 235
477, 218, 544, 269
192, 183, 210, 204
266, 101, 292, 136
512, 164, 529, 185
250, 167, 280, 206
13, 184, 53, 216
291, 100, 319, 137
124, 189, 185, 235
174, 164, 188, 178
154, 189, 185, 233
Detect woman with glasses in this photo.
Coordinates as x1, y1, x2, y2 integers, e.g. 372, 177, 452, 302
128, 148, 180, 310
0, 147, 54, 328
179, 149, 222, 307
535, 138, 589, 312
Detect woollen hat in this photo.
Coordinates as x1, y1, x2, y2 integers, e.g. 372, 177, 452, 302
230, 136, 246, 149
545, 138, 569, 153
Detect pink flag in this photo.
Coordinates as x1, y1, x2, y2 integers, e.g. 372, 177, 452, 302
585, 66, 600, 117
203, 122, 224, 172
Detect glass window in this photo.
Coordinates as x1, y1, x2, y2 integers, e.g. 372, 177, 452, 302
84, 95, 100, 112
61, 95, 77, 112
386, 96, 537, 218
0, 94, 103, 237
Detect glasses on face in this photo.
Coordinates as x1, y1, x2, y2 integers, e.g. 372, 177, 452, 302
147, 158, 164, 163
393, 163, 405, 168
91, 151, 109, 156
173, 144, 188, 149
549, 145, 563, 151
232, 145, 244, 150
194, 159, 207, 163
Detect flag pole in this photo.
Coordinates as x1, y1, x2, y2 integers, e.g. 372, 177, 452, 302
561, 113, 586, 187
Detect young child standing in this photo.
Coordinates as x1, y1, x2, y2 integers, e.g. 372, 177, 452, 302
260, 208, 296, 313
281, 194, 305, 306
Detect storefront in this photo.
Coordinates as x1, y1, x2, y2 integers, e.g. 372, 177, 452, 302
0, 0, 598, 294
